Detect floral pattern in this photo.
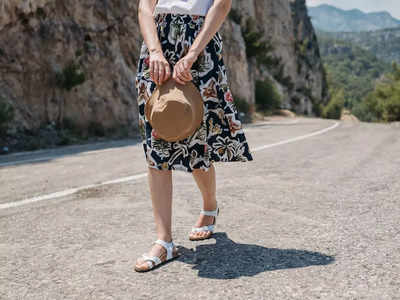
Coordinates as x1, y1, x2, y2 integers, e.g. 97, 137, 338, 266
135, 13, 253, 172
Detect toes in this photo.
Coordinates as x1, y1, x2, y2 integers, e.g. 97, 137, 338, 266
135, 259, 149, 271
190, 229, 213, 240
190, 232, 202, 240
136, 257, 144, 266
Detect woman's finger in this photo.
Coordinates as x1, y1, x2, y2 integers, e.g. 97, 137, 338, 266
176, 62, 191, 81
150, 60, 155, 82
153, 62, 160, 84
177, 62, 185, 75
173, 68, 185, 85
174, 74, 185, 85
172, 64, 177, 80
177, 75, 186, 84
181, 71, 192, 81
177, 73, 188, 85
164, 62, 171, 82
157, 61, 165, 84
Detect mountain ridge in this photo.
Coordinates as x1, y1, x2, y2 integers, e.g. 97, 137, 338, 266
316, 27, 400, 64
307, 4, 400, 32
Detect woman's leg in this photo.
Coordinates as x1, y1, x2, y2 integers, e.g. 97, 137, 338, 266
148, 167, 173, 242
136, 167, 173, 267
190, 163, 217, 239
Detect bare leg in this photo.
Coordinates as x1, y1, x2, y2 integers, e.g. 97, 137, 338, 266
190, 163, 217, 239
148, 168, 173, 242
135, 167, 174, 268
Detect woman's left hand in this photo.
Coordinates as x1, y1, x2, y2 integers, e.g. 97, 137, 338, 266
172, 51, 198, 85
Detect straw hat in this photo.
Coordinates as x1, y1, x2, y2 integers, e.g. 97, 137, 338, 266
145, 78, 204, 142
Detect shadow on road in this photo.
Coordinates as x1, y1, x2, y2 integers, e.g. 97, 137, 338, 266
0, 138, 141, 167
177, 232, 335, 279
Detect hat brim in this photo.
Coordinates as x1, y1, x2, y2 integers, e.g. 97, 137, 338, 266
145, 79, 204, 142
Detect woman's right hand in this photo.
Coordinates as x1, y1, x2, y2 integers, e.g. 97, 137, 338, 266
149, 49, 171, 85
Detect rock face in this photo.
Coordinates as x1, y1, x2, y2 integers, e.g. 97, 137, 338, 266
0, 0, 141, 136
0, 0, 327, 143
223, 0, 328, 114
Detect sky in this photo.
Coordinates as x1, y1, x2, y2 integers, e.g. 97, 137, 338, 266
306, 0, 400, 19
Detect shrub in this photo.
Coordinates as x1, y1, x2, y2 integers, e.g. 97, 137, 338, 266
0, 97, 15, 136
88, 121, 106, 137
75, 49, 83, 57
353, 63, 400, 122
312, 102, 323, 117
382, 94, 400, 122
55, 62, 86, 91
233, 96, 250, 115
255, 79, 282, 112
61, 117, 83, 136
36, 7, 46, 19
280, 75, 295, 91
229, 8, 242, 24
242, 18, 274, 66
322, 89, 345, 119
351, 94, 381, 122
381, 93, 400, 122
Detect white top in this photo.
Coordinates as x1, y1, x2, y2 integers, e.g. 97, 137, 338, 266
154, 0, 214, 16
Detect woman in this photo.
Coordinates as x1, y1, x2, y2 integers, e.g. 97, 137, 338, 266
134, 0, 253, 272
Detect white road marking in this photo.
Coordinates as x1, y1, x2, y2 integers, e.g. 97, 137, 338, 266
244, 119, 299, 127
251, 121, 339, 151
0, 174, 147, 210
0, 121, 339, 210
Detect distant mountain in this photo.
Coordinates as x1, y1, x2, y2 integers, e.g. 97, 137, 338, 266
307, 4, 400, 32
316, 27, 400, 64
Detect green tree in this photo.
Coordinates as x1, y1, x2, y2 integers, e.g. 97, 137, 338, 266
353, 62, 400, 122
322, 89, 345, 119
255, 79, 282, 112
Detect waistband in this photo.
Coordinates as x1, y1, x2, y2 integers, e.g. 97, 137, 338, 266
155, 13, 206, 21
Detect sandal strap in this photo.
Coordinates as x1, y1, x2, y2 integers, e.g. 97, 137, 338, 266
200, 207, 219, 217
141, 254, 162, 268
154, 239, 175, 260
191, 224, 215, 233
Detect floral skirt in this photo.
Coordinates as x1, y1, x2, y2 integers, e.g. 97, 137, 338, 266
135, 13, 254, 173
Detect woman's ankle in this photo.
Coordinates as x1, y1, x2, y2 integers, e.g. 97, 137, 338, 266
157, 235, 173, 243
202, 200, 217, 211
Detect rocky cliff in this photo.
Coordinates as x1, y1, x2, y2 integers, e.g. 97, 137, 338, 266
225, 0, 328, 114
0, 0, 327, 151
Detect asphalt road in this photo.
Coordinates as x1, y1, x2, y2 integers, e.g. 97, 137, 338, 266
1, 117, 399, 299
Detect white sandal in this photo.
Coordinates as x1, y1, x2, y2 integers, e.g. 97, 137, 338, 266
134, 239, 179, 272
189, 207, 219, 241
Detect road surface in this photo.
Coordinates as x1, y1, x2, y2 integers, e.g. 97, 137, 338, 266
1, 117, 399, 299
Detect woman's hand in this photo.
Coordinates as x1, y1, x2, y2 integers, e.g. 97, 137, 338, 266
172, 51, 199, 85
149, 49, 171, 85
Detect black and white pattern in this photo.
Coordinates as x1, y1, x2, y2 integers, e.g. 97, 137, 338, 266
135, 13, 253, 172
